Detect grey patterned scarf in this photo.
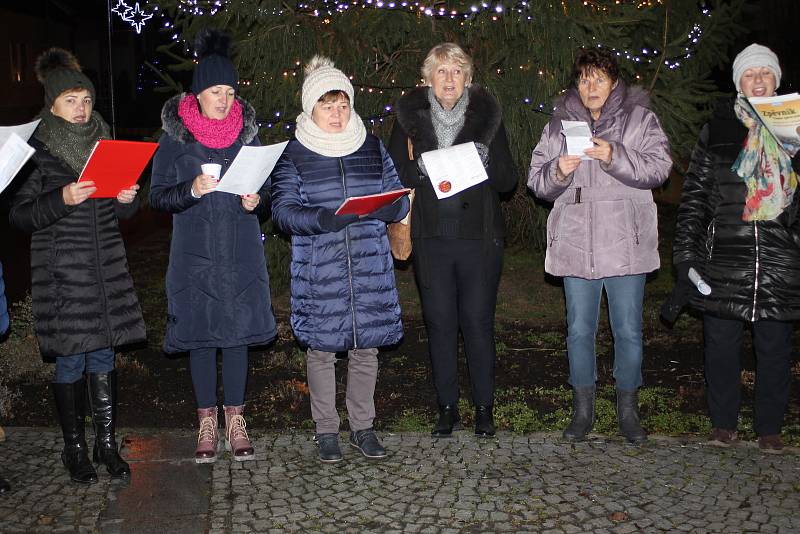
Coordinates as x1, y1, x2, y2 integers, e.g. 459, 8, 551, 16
34, 109, 111, 175
428, 87, 469, 149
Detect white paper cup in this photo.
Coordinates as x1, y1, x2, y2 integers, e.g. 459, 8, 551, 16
201, 163, 222, 179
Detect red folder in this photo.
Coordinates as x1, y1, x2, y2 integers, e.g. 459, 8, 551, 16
78, 140, 159, 198
334, 188, 411, 216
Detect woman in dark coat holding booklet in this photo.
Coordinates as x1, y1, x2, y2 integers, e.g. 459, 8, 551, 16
271, 56, 408, 463
670, 43, 800, 453
10, 48, 145, 484
387, 43, 515, 438
150, 30, 276, 464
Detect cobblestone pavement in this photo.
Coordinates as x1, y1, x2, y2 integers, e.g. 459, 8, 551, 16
0, 428, 798, 533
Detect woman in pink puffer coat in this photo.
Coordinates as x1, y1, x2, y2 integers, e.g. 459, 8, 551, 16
528, 47, 672, 443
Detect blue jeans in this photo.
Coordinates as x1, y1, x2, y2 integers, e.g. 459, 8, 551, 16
54, 347, 115, 384
564, 274, 645, 391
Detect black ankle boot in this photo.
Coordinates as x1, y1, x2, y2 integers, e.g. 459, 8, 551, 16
52, 379, 98, 484
563, 386, 596, 441
617, 389, 647, 443
474, 405, 495, 437
88, 371, 130, 478
431, 405, 461, 437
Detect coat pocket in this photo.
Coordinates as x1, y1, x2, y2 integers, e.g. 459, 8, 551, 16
166, 285, 193, 343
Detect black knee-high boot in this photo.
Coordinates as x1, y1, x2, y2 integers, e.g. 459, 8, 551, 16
88, 371, 130, 478
52, 379, 98, 484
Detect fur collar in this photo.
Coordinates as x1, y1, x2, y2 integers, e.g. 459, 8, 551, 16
160, 93, 259, 144
395, 85, 502, 153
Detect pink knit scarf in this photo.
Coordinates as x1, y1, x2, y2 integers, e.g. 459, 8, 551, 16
178, 93, 243, 149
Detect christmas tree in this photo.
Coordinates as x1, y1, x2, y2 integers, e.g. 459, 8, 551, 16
150, 0, 749, 249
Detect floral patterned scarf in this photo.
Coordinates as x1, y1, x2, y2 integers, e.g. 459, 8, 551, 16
732, 96, 798, 221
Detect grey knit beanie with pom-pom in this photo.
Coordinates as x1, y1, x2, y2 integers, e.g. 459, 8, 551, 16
35, 48, 96, 107
191, 28, 238, 95
301, 56, 354, 115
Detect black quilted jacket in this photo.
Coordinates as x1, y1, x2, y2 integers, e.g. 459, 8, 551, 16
672, 99, 800, 322
9, 137, 146, 358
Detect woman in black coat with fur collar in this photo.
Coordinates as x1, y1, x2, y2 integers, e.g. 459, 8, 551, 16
388, 43, 516, 438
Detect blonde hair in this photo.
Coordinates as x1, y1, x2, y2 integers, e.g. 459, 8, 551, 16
421, 43, 473, 85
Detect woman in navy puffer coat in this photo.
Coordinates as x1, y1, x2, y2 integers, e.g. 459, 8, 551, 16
271, 56, 408, 463
150, 30, 276, 464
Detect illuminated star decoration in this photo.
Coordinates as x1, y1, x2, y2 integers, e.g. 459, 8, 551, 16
112, 1, 153, 34
111, 0, 132, 18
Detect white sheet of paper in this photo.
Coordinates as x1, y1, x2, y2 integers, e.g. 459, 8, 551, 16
420, 142, 489, 200
561, 120, 593, 160
0, 119, 40, 146
214, 141, 289, 195
0, 133, 36, 195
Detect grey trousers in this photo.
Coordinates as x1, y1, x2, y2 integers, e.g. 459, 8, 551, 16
306, 348, 379, 434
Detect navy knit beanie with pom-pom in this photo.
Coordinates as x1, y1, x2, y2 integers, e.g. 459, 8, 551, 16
191, 28, 238, 95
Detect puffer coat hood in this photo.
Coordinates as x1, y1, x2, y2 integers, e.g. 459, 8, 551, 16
150, 94, 277, 353
270, 135, 407, 352
673, 98, 800, 321
528, 81, 672, 279
10, 138, 146, 358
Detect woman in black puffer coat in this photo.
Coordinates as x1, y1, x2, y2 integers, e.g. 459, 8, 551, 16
670, 44, 800, 453
10, 49, 145, 484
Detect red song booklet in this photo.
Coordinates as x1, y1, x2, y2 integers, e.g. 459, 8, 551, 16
334, 188, 411, 216
78, 140, 159, 198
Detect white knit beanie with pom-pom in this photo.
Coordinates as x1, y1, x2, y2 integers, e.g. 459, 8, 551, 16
301, 56, 355, 114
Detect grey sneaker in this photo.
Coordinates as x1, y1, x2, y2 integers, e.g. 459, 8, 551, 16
315, 433, 343, 463
349, 428, 387, 459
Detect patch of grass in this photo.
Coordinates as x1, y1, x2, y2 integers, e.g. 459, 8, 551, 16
482, 385, 722, 438
495, 341, 508, 357
526, 331, 563, 346
388, 408, 431, 432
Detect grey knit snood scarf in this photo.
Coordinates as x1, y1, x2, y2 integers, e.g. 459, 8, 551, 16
34, 109, 110, 175
427, 87, 469, 149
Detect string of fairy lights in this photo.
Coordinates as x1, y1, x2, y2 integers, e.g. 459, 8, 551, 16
127, 0, 711, 130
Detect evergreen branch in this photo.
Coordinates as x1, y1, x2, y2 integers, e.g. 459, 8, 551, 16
648, 3, 669, 94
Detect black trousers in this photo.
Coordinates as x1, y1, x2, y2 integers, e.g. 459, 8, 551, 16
413, 237, 503, 407
703, 314, 792, 436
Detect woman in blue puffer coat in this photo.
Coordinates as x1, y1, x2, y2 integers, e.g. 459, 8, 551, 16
150, 30, 277, 464
271, 56, 409, 463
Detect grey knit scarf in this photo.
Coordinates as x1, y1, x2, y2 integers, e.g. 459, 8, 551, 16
427, 87, 469, 149
34, 109, 111, 175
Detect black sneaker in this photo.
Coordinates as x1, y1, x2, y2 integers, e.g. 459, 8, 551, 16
349, 428, 387, 459
315, 433, 343, 463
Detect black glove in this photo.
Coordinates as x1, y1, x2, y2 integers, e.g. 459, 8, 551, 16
367, 200, 404, 222
660, 261, 696, 324
319, 209, 358, 232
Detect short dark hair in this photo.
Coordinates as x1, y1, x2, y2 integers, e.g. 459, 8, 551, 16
573, 47, 620, 83
317, 90, 350, 104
